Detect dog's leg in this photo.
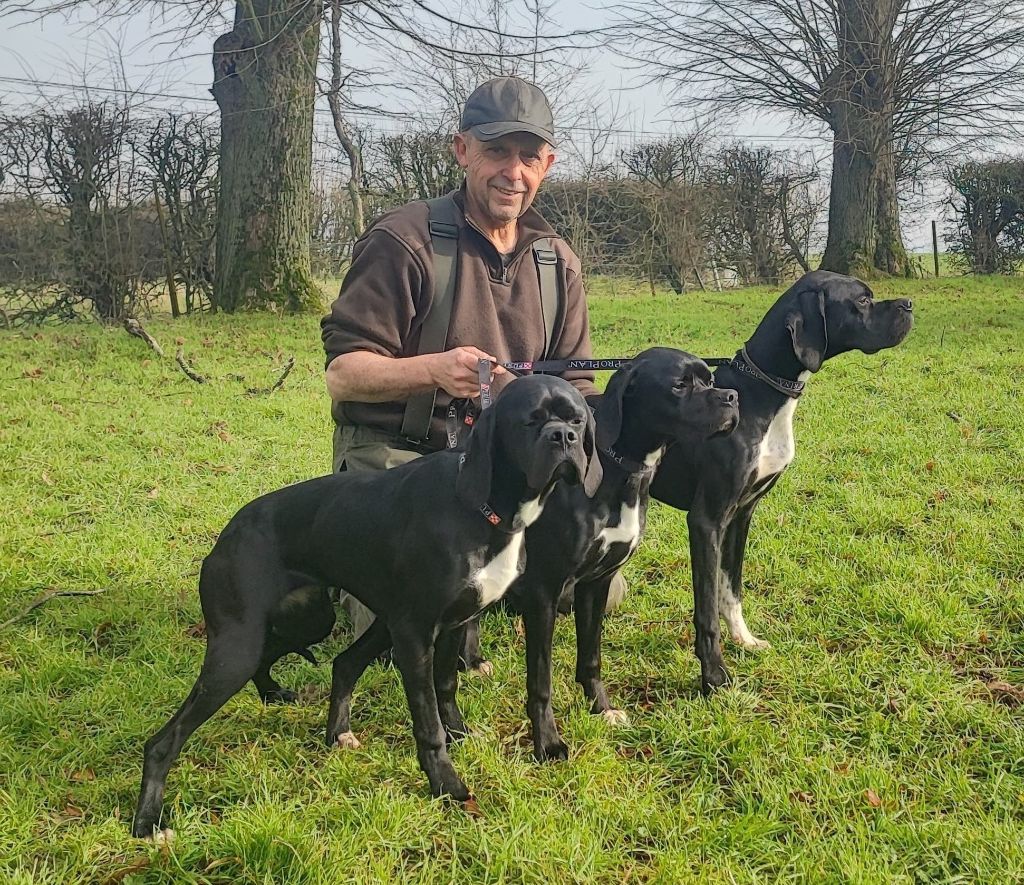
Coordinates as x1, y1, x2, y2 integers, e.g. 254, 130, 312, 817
457, 615, 492, 676
522, 590, 568, 762
132, 627, 262, 838
574, 577, 628, 726
325, 618, 392, 749
390, 623, 470, 801
434, 625, 468, 745
720, 506, 769, 650
251, 635, 299, 704
688, 506, 731, 694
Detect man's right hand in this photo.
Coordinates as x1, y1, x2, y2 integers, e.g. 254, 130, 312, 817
429, 346, 507, 399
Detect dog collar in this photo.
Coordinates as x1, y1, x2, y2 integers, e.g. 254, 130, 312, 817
731, 347, 805, 399
600, 445, 658, 475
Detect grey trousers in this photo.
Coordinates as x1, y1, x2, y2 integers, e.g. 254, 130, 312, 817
332, 423, 423, 637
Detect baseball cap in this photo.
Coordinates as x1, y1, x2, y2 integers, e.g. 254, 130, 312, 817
459, 77, 555, 146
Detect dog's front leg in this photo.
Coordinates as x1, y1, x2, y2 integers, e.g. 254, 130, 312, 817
720, 504, 770, 650
390, 625, 470, 801
574, 576, 628, 726
522, 590, 568, 761
687, 506, 730, 694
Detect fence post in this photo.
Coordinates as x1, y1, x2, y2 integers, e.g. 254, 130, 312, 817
931, 220, 940, 278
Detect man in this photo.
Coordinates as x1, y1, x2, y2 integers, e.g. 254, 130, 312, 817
321, 76, 612, 640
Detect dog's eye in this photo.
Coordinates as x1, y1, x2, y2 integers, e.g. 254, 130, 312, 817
858, 295, 872, 306
673, 378, 692, 391
569, 416, 585, 426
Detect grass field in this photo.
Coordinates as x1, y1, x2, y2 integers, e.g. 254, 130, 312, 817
1, 275, 1023, 883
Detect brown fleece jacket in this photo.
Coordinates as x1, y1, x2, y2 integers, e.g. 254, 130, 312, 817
321, 187, 597, 450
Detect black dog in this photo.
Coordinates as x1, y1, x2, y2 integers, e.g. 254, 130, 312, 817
132, 374, 600, 838
649, 271, 914, 694
513, 348, 739, 760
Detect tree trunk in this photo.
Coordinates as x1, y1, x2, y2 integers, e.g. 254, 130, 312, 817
873, 144, 911, 276
819, 132, 879, 276
820, 0, 908, 278
211, 1, 321, 313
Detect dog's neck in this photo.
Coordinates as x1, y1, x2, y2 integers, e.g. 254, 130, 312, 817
599, 414, 668, 495
484, 457, 548, 533
745, 310, 815, 383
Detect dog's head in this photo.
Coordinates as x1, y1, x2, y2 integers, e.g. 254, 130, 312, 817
596, 347, 739, 450
777, 270, 914, 372
456, 374, 601, 512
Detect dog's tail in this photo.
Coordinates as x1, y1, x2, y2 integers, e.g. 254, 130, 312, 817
296, 647, 318, 665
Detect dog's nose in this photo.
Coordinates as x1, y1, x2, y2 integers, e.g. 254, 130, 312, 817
721, 389, 738, 405
899, 299, 913, 312
547, 427, 578, 446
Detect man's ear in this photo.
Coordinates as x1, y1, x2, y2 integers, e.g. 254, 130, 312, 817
786, 287, 828, 372
455, 404, 496, 510
596, 361, 634, 450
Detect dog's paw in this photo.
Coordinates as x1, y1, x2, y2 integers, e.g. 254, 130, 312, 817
733, 634, 771, 651
600, 708, 630, 727
136, 826, 174, 844
334, 731, 361, 750
701, 664, 731, 696
263, 688, 299, 705
469, 660, 494, 677
534, 736, 569, 762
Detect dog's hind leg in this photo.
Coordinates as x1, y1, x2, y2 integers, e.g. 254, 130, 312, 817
457, 615, 492, 676
254, 585, 337, 704
574, 576, 628, 726
325, 617, 391, 749
390, 622, 470, 801
719, 506, 770, 650
132, 626, 263, 838
434, 625, 468, 744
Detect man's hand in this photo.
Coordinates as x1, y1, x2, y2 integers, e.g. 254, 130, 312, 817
429, 346, 507, 398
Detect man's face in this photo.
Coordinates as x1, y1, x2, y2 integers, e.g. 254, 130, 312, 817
453, 131, 556, 228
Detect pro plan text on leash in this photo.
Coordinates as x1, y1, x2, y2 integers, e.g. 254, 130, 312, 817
649, 271, 914, 694
131, 374, 601, 838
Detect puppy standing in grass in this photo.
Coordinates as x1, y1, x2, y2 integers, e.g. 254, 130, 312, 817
131, 374, 600, 839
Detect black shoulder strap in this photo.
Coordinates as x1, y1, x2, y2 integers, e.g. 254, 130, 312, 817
533, 238, 561, 358
401, 193, 460, 442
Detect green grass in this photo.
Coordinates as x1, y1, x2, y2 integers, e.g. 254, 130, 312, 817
2, 276, 1023, 883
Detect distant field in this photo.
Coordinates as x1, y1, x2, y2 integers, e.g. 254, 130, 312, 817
1, 275, 1022, 883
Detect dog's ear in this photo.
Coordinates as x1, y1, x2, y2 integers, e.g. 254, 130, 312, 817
581, 405, 603, 496
595, 361, 634, 450
786, 286, 828, 372
456, 404, 497, 511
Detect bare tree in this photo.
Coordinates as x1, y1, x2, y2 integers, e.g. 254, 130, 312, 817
615, 0, 1024, 278
946, 158, 1024, 274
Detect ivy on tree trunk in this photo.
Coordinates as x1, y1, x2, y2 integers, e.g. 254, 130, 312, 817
211, 0, 322, 312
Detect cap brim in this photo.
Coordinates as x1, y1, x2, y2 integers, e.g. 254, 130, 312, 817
468, 122, 555, 146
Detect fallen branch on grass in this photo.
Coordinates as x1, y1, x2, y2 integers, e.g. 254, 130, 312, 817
1, 587, 106, 631
246, 356, 295, 396
123, 317, 165, 357
175, 347, 207, 384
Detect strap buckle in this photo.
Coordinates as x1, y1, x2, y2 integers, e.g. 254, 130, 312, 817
534, 247, 557, 265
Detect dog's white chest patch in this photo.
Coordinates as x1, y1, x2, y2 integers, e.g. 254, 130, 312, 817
471, 499, 542, 607
597, 501, 641, 554
753, 374, 808, 482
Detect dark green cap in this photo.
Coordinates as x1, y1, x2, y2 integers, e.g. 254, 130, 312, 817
460, 77, 555, 145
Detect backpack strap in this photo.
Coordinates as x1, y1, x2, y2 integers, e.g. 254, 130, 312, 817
532, 238, 562, 358
401, 194, 459, 442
